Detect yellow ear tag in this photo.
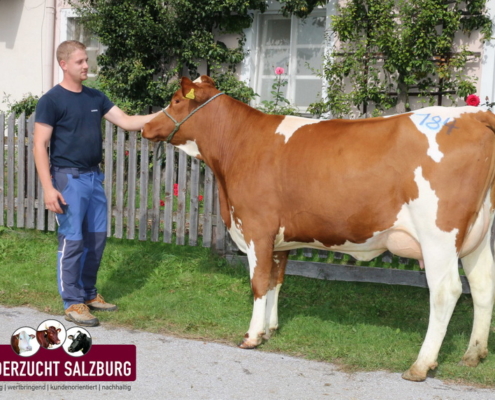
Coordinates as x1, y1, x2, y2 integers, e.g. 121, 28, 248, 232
185, 89, 195, 100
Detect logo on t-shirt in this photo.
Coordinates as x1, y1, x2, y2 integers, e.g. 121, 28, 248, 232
91, 109, 98, 112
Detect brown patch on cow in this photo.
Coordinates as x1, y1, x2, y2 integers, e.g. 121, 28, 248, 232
269, 251, 288, 290
275, 115, 425, 247
11, 334, 20, 355
421, 111, 495, 250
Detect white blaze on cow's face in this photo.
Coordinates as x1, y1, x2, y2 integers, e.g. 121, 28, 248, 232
18, 331, 33, 353
409, 106, 482, 162
275, 116, 321, 143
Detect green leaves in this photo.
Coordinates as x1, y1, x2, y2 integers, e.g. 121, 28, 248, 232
69, 0, 265, 113
316, 0, 491, 118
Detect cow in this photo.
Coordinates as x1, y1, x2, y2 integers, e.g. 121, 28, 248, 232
11, 330, 35, 355
142, 76, 495, 382
67, 331, 92, 355
36, 324, 61, 349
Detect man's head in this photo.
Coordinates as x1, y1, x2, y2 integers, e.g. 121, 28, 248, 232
57, 40, 89, 84
56, 40, 86, 64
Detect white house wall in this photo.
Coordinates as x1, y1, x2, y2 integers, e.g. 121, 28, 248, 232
0, 0, 46, 112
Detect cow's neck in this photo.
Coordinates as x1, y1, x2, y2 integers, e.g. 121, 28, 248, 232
190, 96, 268, 227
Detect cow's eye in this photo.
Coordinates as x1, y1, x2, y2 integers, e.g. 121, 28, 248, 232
174, 99, 180, 104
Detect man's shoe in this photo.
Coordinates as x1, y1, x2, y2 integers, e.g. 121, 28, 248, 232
85, 294, 118, 311
65, 304, 100, 327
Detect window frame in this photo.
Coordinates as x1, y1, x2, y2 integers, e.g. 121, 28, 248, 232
243, 4, 334, 114
59, 8, 103, 83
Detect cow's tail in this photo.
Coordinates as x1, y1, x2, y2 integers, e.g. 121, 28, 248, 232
476, 110, 495, 210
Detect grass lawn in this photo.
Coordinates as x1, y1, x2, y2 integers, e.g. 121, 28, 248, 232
0, 228, 494, 387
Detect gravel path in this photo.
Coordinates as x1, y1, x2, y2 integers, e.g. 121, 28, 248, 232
1, 306, 494, 399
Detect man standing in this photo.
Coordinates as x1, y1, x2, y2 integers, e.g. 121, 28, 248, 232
33, 40, 159, 327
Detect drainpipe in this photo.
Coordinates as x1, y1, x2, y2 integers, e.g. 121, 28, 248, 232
42, 0, 56, 93
480, 0, 495, 105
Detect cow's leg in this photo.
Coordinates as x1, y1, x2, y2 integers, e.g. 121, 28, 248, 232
402, 246, 462, 381
263, 250, 289, 340
460, 229, 495, 367
239, 239, 275, 349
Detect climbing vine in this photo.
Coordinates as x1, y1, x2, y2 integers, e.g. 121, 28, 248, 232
305, 0, 492, 118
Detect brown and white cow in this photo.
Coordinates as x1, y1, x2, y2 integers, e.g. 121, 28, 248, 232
142, 76, 495, 382
11, 330, 35, 355
36, 324, 61, 349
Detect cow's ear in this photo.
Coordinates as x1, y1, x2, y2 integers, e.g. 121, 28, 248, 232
180, 77, 210, 103
68, 335, 74, 340
198, 75, 216, 87
180, 77, 195, 99
29, 334, 35, 339
57, 328, 61, 333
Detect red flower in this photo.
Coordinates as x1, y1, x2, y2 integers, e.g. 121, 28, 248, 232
160, 200, 165, 207
466, 94, 480, 106
125, 150, 129, 156
173, 183, 179, 196
275, 67, 285, 75
198, 195, 204, 201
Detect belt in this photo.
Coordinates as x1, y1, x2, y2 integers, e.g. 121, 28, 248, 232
51, 166, 100, 178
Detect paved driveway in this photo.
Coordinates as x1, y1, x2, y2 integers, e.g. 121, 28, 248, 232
1, 306, 494, 399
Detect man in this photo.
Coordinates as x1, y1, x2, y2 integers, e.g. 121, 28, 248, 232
33, 40, 160, 327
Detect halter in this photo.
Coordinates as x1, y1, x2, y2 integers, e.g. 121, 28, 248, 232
162, 92, 225, 143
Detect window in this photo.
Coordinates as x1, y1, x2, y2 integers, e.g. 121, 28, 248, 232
254, 11, 327, 111
59, 9, 104, 82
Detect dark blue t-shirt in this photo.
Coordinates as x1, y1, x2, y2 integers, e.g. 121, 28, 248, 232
35, 85, 114, 169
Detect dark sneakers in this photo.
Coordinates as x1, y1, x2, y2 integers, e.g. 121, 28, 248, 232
85, 294, 118, 312
65, 304, 100, 327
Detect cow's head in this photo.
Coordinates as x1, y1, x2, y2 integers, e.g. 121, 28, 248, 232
142, 75, 220, 156
68, 331, 86, 353
12, 331, 35, 354
44, 324, 61, 345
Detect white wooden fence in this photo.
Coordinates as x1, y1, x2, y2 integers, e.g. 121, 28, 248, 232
1, 112, 472, 292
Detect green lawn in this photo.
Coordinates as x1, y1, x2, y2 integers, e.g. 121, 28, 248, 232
0, 228, 493, 387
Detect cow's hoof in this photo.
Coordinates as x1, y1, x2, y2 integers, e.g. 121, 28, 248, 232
262, 328, 277, 341
459, 354, 481, 367
401, 369, 426, 382
238, 340, 258, 349
238, 334, 261, 349
460, 346, 487, 367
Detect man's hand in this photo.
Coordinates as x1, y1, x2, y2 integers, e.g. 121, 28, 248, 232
44, 187, 67, 214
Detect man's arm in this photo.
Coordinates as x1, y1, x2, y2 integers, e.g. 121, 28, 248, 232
33, 122, 66, 214
104, 106, 161, 131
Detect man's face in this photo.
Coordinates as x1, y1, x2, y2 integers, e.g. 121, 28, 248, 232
61, 48, 89, 82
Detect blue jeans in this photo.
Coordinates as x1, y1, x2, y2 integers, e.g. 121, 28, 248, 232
51, 167, 107, 309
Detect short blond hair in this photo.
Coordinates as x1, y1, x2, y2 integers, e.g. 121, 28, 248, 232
56, 40, 86, 63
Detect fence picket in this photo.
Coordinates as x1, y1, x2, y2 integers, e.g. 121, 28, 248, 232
189, 158, 200, 246
162, 144, 175, 243
115, 127, 125, 238
26, 114, 36, 229
138, 137, 149, 240
104, 121, 114, 237
176, 150, 187, 245
151, 142, 162, 242
126, 131, 137, 240
202, 166, 214, 248
7, 113, 15, 227
17, 112, 26, 228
